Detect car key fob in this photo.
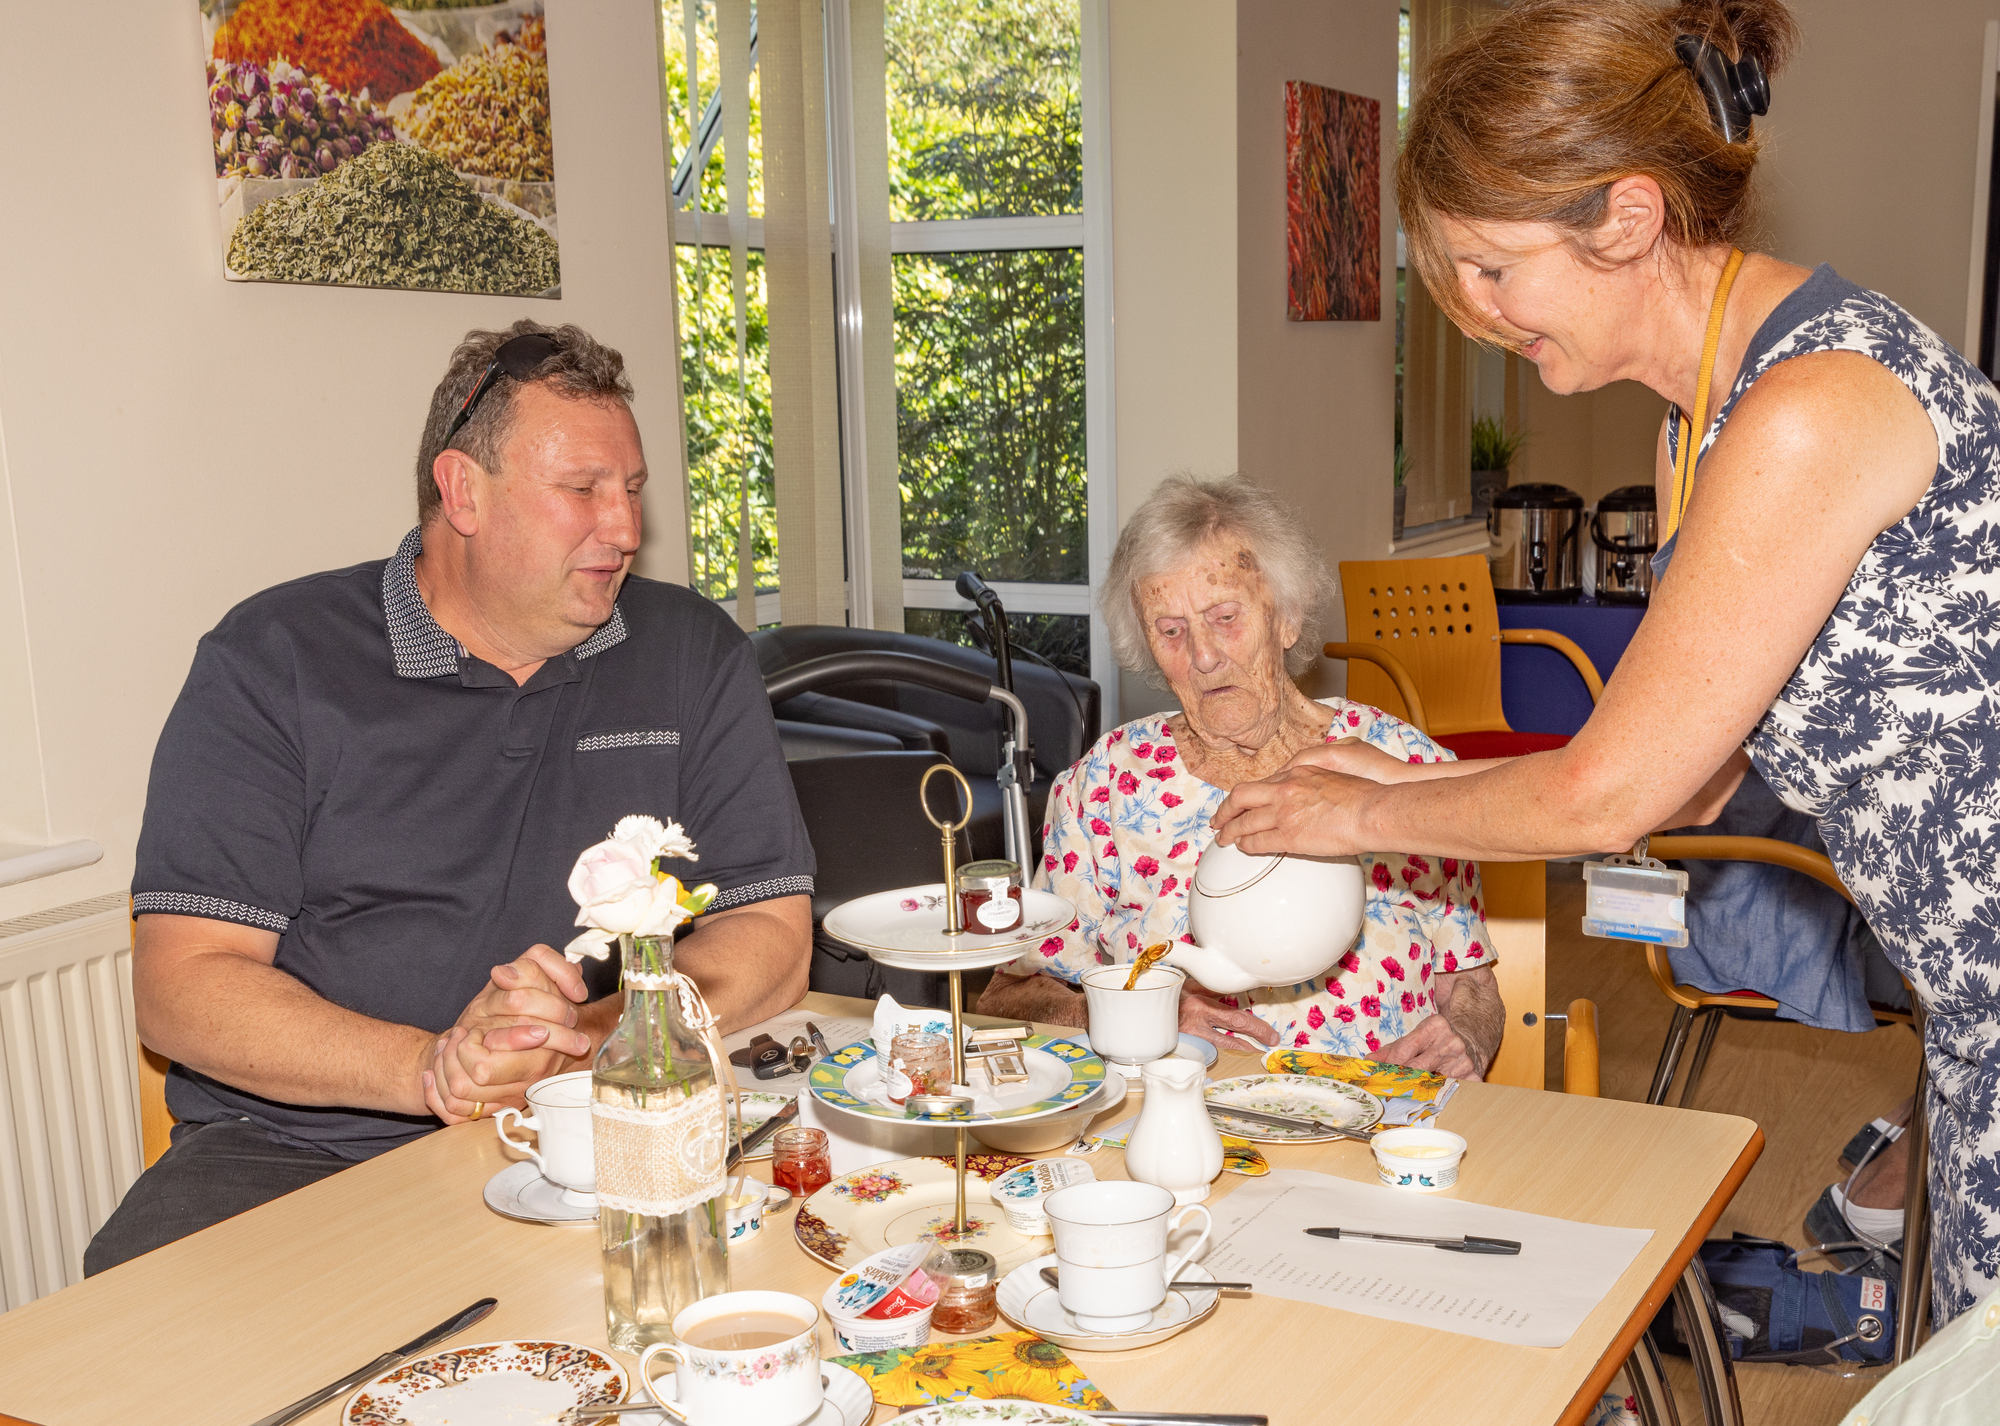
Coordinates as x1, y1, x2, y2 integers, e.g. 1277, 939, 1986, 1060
750, 1042, 791, 1079
730, 1034, 780, 1070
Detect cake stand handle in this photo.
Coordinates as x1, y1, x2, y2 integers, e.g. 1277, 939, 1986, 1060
951, 966, 967, 1232
918, 763, 974, 936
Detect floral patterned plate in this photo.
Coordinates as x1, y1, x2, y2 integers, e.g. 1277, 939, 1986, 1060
647, 1359, 874, 1426
1203, 1073, 1385, 1143
822, 884, 1078, 972
808, 1035, 1105, 1126
343, 1340, 623, 1425
894, 1401, 1098, 1426
726, 1091, 796, 1160
794, 1154, 1048, 1275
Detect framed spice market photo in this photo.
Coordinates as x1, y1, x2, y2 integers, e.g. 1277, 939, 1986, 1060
200, 0, 560, 298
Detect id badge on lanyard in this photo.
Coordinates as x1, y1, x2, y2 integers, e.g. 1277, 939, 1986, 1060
1581, 852, 1689, 947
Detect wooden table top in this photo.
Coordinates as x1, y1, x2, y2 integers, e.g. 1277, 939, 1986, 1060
0, 993, 1760, 1426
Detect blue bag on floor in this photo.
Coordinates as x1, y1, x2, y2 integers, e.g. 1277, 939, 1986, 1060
1647, 1234, 1897, 1366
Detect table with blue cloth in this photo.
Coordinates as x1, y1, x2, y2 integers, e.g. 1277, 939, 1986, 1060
1496, 600, 1902, 1028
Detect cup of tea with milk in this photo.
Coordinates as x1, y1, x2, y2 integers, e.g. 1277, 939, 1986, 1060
637, 1290, 823, 1425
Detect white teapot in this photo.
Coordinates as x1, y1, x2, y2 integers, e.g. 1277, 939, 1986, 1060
1160, 840, 1366, 994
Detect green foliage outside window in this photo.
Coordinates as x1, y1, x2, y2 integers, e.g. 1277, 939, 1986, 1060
890, 0, 1086, 594
662, 0, 1086, 618
887, 0, 1081, 221
662, 3, 774, 604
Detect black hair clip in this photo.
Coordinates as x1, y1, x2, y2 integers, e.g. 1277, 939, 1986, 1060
1675, 34, 1770, 144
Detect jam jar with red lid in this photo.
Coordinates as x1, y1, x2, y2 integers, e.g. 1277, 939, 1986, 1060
956, 859, 1023, 933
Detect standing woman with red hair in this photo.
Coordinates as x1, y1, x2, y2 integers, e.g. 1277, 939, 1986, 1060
1213, 0, 2000, 1326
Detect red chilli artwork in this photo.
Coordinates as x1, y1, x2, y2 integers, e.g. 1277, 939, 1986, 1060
1285, 80, 1381, 322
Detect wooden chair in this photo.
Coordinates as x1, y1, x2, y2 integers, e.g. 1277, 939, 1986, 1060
138, 1043, 174, 1169
1474, 860, 1697, 1418
1331, 555, 1604, 758
131, 907, 177, 1169
1643, 834, 1932, 1365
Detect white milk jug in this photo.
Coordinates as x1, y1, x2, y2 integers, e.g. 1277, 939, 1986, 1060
1122, 1055, 1224, 1205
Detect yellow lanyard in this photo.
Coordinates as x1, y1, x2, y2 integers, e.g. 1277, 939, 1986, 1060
1666, 247, 1746, 542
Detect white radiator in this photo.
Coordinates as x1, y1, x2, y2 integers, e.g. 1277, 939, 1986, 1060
0, 893, 142, 1313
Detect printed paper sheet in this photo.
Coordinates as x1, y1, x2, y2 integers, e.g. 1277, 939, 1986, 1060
1203, 1169, 1654, 1348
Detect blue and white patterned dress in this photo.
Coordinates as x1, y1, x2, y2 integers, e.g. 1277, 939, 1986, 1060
1665, 264, 2000, 1323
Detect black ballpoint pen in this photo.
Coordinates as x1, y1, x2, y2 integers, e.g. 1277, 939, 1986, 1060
1307, 1227, 1522, 1254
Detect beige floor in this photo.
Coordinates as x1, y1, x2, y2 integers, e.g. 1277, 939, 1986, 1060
1540, 863, 1921, 1425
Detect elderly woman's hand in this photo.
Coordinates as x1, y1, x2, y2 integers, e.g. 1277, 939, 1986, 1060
1179, 985, 1281, 1051
1375, 966, 1502, 1081
1208, 763, 1378, 857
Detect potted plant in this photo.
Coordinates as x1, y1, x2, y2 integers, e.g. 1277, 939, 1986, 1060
1471, 416, 1529, 521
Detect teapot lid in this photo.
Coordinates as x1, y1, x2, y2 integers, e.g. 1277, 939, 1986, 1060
1191, 847, 1287, 898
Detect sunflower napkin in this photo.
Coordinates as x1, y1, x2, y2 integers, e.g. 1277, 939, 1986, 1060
1261, 1049, 1457, 1126
830, 1331, 1116, 1412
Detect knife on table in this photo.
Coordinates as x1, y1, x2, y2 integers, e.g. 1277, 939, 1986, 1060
1205, 1103, 1376, 1143
244, 1297, 497, 1426
725, 1095, 799, 1171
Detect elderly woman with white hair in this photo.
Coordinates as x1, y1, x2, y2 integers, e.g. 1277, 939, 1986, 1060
975, 475, 1505, 1073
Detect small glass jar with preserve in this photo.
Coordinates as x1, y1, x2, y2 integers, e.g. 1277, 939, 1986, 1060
956, 858, 1023, 933
930, 1248, 999, 1333
887, 1030, 953, 1104
771, 1125, 833, 1197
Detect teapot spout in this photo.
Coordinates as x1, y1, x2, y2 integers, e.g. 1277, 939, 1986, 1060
1159, 942, 1262, 996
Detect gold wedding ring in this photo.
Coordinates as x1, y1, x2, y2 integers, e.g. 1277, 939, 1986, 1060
470, 1102, 485, 1120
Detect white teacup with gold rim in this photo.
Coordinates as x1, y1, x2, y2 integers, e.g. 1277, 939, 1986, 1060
638, 1290, 823, 1426
1043, 1179, 1213, 1333
1081, 963, 1183, 1066
493, 1069, 597, 1209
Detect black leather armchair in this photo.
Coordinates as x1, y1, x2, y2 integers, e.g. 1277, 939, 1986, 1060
752, 625, 1099, 864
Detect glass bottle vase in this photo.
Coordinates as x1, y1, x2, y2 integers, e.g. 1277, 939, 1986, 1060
593, 932, 730, 1350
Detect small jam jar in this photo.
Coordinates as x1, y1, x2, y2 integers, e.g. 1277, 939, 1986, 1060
956, 859, 1023, 933
930, 1248, 999, 1333
770, 1125, 833, 1197
888, 1030, 953, 1104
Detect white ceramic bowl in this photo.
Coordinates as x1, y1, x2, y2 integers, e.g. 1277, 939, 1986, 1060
971, 1066, 1127, 1154
1371, 1125, 1468, 1192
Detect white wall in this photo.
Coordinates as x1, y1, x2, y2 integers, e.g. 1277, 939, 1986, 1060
1107, 0, 1241, 718
1104, 0, 1400, 718
0, 0, 689, 922
1236, 0, 1398, 696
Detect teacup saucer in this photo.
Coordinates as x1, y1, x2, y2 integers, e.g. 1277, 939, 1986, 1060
483, 1160, 597, 1225
644, 1361, 872, 1426
994, 1253, 1220, 1352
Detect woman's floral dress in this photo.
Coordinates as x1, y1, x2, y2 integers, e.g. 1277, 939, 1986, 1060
1664, 264, 2000, 1322
1009, 698, 1493, 1054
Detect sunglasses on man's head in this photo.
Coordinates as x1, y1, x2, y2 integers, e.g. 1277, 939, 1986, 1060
442, 332, 561, 448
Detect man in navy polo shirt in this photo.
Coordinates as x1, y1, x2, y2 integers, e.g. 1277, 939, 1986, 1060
85, 321, 813, 1272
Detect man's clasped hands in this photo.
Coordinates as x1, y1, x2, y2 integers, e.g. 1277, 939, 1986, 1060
422, 945, 609, 1125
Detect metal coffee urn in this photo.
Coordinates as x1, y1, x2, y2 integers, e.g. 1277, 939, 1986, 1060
1590, 485, 1659, 605
1488, 483, 1583, 603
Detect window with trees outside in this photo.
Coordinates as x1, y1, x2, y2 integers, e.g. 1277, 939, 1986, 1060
660, 0, 1109, 694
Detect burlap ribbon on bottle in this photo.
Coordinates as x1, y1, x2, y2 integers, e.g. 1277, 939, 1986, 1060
591, 965, 745, 1218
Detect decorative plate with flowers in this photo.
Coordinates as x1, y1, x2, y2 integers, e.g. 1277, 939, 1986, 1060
344, 1340, 623, 1425
832, 1169, 910, 1205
